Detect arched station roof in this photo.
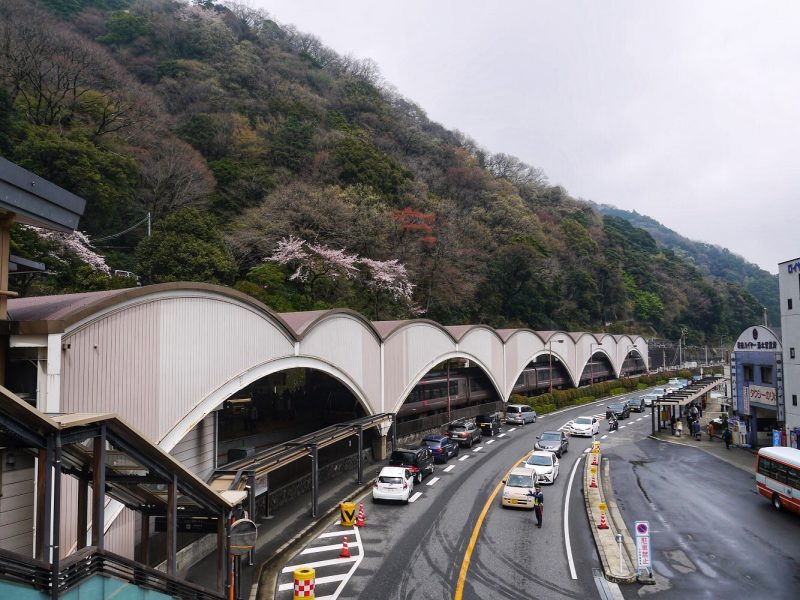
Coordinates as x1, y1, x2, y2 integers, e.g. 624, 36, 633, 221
7, 283, 648, 452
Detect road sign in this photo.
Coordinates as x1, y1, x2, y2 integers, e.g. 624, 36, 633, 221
598, 502, 607, 511
635, 520, 651, 573
229, 518, 257, 556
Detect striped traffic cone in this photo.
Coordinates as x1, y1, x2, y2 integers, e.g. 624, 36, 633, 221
591, 453, 598, 466
597, 509, 609, 529
355, 505, 365, 528
358, 502, 366, 523
339, 535, 351, 558
590, 472, 598, 488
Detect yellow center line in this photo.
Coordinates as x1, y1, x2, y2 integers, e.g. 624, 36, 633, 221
454, 452, 532, 600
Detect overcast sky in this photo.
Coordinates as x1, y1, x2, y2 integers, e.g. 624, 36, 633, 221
256, 1, 800, 274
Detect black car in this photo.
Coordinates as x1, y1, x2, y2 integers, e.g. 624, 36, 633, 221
444, 420, 483, 447
535, 431, 569, 457
629, 397, 646, 412
422, 434, 459, 463
606, 402, 630, 420
389, 446, 434, 483
475, 412, 502, 436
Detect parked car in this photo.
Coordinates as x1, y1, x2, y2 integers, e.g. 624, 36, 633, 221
568, 416, 599, 437
523, 451, 560, 484
389, 446, 434, 483
505, 404, 537, 425
629, 397, 646, 412
535, 430, 569, 456
475, 412, 502, 436
606, 402, 630, 420
501, 467, 538, 509
445, 420, 482, 447
373, 466, 414, 504
422, 434, 459, 463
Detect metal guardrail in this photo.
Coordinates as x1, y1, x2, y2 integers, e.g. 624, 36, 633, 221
58, 547, 223, 600
1, 547, 223, 600
0, 547, 51, 591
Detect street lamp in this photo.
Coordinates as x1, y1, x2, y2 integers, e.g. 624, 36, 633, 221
548, 339, 565, 394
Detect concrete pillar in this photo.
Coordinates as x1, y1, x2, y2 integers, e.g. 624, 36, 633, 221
371, 435, 389, 460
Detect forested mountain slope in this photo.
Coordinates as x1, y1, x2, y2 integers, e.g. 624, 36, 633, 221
1, 0, 764, 344
596, 204, 779, 327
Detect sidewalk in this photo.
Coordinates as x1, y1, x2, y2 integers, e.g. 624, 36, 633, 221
184, 459, 379, 598
650, 429, 757, 474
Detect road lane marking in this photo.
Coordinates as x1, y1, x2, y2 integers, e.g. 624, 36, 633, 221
319, 529, 352, 538
507, 428, 517, 432
601, 434, 608, 439
426, 477, 440, 486
443, 465, 455, 472
486, 439, 496, 444
454, 450, 532, 600
459, 455, 470, 461
497, 433, 507, 438
282, 556, 358, 573
279, 574, 347, 591
301, 541, 360, 555
408, 492, 422, 503
620, 425, 626, 429
564, 454, 584, 580
473, 446, 484, 452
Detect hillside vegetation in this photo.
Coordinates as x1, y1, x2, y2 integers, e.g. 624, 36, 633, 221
1, 0, 765, 344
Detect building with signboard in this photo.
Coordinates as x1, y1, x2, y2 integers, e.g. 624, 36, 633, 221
779, 257, 800, 448
730, 325, 784, 447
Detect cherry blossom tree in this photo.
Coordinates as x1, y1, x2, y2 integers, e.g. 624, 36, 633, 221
25, 225, 110, 275
360, 258, 414, 302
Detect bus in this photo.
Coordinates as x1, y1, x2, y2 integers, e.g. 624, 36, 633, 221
755, 446, 800, 514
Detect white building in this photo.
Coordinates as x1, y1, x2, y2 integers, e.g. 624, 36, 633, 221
778, 257, 800, 448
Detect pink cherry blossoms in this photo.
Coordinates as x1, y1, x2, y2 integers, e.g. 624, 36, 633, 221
266, 236, 414, 302
25, 226, 110, 275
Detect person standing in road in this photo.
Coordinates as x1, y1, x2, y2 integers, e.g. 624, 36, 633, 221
529, 486, 544, 528
723, 428, 732, 450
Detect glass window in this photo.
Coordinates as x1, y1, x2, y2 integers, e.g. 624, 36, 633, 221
516, 374, 525, 386
789, 298, 794, 310
792, 348, 796, 359
794, 395, 798, 407
761, 366, 773, 384
743, 365, 754, 382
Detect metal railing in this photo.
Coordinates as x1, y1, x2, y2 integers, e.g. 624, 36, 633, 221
396, 401, 502, 438
0, 547, 51, 592
0, 547, 224, 600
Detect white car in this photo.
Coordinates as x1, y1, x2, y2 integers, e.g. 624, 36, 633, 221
523, 451, 560, 484
372, 466, 414, 504
501, 467, 538, 508
569, 415, 599, 437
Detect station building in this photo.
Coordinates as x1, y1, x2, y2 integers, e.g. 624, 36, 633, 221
730, 325, 785, 447
778, 257, 800, 448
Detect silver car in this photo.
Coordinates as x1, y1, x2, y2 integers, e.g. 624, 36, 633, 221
505, 404, 537, 425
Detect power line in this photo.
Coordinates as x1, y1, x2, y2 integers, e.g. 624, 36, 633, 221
92, 213, 150, 243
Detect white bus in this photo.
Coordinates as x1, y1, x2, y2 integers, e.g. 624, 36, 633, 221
755, 446, 800, 515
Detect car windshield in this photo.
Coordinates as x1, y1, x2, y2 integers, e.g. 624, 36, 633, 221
575, 417, 592, 425
423, 439, 442, 447
527, 455, 552, 466
378, 476, 403, 484
476, 415, 491, 422
507, 407, 520, 413
391, 452, 415, 463
540, 432, 561, 441
507, 474, 534, 487
449, 424, 466, 431
609, 403, 625, 410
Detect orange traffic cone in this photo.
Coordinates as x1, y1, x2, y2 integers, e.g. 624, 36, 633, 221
591, 453, 598, 466
590, 472, 598, 488
597, 510, 609, 529
339, 535, 351, 558
359, 502, 366, 522
356, 506, 365, 528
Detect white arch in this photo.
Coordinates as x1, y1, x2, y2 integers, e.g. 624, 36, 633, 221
159, 356, 373, 453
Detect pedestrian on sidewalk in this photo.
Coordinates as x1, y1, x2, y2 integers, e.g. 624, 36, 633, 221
528, 485, 544, 528
723, 428, 732, 450
707, 422, 715, 441
670, 415, 677, 435
676, 420, 683, 437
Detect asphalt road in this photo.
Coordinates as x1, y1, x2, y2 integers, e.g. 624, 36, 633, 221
275, 390, 654, 600
607, 437, 800, 599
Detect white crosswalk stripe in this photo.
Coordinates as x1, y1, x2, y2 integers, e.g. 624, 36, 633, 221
497, 433, 507, 438
301, 541, 360, 555
458, 455, 469, 461
486, 439, 496, 444
507, 428, 517, 432
443, 465, 455, 472
601, 434, 608, 439
426, 477, 440, 486
473, 446, 483, 452
408, 491, 422, 503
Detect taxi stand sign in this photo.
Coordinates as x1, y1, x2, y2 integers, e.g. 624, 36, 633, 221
635, 520, 651, 575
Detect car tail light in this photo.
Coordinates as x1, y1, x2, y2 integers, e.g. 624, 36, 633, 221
403, 483, 408, 490
373, 482, 378, 488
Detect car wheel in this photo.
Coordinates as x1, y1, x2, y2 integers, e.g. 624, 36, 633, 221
557, 450, 562, 458
454, 446, 460, 457
468, 437, 473, 448
773, 494, 782, 510
533, 416, 537, 423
